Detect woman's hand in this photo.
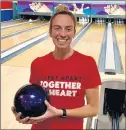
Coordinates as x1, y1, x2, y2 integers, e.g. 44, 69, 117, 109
11, 100, 62, 124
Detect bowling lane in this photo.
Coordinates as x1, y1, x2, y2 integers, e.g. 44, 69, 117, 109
114, 24, 125, 73
74, 24, 105, 64
1, 22, 49, 51
1, 20, 45, 37
76, 23, 86, 32
1, 66, 32, 129
2, 23, 86, 67
1, 19, 28, 27
74, 23, 108, 129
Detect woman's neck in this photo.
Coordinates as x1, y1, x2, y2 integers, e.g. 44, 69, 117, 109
52, 47, 74, 60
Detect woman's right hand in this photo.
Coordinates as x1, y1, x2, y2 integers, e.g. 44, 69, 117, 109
11, 106, 31, 124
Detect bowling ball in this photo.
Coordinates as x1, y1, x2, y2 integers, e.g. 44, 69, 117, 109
14, 84, 49, 118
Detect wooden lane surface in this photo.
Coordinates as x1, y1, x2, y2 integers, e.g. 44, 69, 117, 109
74, 23, 125, 129
73, 24, 105, 64
1, 20, 46, 37
1, 19, 28, 27
73, 23, 105, 129
1, 24, 85, 129
1, 23, 49, 51
2, 23, 85, 67
95, 24, 126, 128
1, 66, 32, 129
113, 24, 126, 73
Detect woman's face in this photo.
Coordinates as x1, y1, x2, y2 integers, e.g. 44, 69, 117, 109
50, 14, 76, 49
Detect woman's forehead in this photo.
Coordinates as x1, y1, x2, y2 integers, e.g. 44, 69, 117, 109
52, 25, 74, 28
52, 14, 74, 26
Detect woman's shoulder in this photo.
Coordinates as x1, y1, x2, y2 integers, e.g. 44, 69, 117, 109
75, 50, 95, 61
31, 52, 52, 65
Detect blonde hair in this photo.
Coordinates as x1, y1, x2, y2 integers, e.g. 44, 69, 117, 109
55, 4, 69, 12
49, 4, 76, 34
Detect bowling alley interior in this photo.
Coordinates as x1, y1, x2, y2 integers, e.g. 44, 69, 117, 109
1, 0, 126, 129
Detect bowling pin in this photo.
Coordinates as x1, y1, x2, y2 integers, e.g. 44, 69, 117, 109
114, 19, 115, 24
117, 19, 119, 24
88, 18, 89, 22
122, 20, 124, 24
82, 17, 84, 23
29, 19, 32, 23
79, 17, 82, 23
100, 18, 102, 24
119, 19, 121, 24
97, 18, 99, 24
95, 19, 97, 24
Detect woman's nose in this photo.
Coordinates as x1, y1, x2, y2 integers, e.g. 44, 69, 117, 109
59, 30, 66, 37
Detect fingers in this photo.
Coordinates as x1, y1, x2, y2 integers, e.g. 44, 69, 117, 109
27, 119, 40, 124
11, 106, 41, 124
11, 106, 30, 124
16, 112, 22, 121
29, 120, 41, 124
44, 100, 50, 107
11, 106, 48, 124
11, 106, 16, 116
16, 113, 31, 124
28, 117, 45, 124
11, 106, 21, 121
19, 116, 30, 124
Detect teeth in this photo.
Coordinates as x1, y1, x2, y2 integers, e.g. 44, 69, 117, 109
58, 39, 66, 42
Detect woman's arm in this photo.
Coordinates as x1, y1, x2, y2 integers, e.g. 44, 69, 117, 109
66, 87, 99, 118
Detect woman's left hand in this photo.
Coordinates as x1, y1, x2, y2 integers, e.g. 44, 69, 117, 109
26, 100, 62, 124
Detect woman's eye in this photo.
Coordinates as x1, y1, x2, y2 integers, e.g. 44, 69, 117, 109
67, 28, 71, 31
55, 28, 60, 30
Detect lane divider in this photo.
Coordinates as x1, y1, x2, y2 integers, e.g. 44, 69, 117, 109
1, 19, 38, 30
72, 22, 92, 46
112, 25, 124, 74
1, 22, 49, 39
98, 24, 107, 72
1, 32, 49, 64
105, 23, 116, 74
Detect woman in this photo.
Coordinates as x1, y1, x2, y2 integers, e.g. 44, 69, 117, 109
12, 4, 101, 130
